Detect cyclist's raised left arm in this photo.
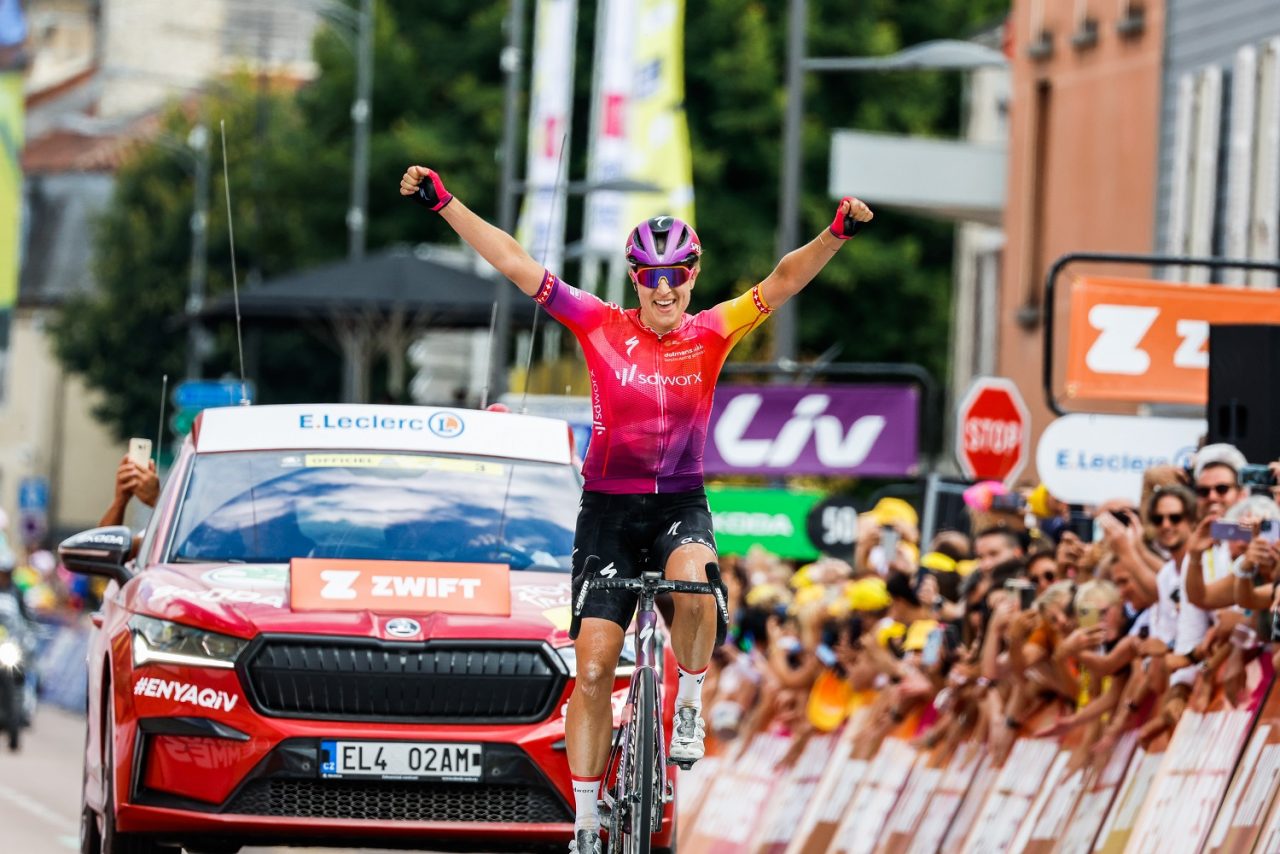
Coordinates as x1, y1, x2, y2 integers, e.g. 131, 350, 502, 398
756, 197, 873, 310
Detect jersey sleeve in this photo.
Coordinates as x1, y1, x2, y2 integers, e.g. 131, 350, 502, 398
532, 270, 612, 334
707, 284, 773, 348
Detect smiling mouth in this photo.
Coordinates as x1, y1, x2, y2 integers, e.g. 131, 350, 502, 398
655, 298, 676, 309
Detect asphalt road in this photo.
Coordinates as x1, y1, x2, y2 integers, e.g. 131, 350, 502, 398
0, 705, 493, 854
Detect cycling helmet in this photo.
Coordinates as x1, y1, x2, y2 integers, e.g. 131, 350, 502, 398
625, 216, 701, 268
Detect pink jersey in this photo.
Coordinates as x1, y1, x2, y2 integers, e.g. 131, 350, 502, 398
533, 271, 772, 494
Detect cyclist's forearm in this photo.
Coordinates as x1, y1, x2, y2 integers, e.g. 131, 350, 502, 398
438, 199, 545, 296
757, 231, 845, 308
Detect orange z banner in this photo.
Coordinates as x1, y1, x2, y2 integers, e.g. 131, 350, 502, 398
290, 559, 511, 616
1065, 276, 1280, 405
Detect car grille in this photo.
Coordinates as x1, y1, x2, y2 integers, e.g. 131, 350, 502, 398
243, 640, 563, 722
225, 778, 572, 823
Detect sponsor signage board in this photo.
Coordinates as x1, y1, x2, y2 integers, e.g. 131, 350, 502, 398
1036, 414, 1203, 505
704, 385, 919, 477
290, 558, 511, 616
706, 486, 822, 559
1065, 275, 1280, 405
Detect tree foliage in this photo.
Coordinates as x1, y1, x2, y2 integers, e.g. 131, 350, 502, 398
49, 0, 1007, 442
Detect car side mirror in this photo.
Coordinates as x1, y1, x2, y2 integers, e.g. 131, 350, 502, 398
58, 526, 135, 587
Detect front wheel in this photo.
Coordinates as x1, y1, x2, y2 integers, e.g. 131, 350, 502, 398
623, 669, 656, 854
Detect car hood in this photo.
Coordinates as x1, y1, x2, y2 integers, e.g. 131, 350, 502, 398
123, 562, 575, 645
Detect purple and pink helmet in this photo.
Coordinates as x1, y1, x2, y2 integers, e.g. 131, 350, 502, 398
626, 216, 700, 267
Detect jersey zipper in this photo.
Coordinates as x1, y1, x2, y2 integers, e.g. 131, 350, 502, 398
653, 332, 666, 493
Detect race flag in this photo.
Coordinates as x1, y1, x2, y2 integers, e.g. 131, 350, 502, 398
583, 0, 694, 258
516, 0, 579, 276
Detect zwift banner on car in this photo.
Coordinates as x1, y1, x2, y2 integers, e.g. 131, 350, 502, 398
703, 385, 919, 477
516, 0, 578, 274
582, 0, 694, 256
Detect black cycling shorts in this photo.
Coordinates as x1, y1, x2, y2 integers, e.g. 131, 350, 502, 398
570, 489, 717, 635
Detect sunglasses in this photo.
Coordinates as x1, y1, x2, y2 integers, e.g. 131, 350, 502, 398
630, 265, 695, 289
1031, 571, 1055, 584
1196, 483, 1235, 499
1152, 512, 1185, 526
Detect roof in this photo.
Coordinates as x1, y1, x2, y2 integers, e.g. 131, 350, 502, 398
199, 247, 539, 326
192, 403, 573, 465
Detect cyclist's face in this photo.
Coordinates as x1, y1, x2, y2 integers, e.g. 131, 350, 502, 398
634, 267, 697, 333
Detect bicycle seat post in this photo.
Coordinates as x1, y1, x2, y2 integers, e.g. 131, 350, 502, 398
634, 573, 662, 671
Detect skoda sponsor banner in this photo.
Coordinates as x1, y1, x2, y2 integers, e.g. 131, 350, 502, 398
705, 385, 919, 477
706, 486, 822, 559
1036, 414, 1203, 505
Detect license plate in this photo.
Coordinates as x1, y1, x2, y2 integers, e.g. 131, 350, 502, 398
319, 740, 484, 781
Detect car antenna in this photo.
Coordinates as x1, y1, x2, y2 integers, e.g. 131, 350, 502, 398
155, 373, 168, 464
496, 131, 569, 547
478, 301, 498, 409
219, 119, 250, 406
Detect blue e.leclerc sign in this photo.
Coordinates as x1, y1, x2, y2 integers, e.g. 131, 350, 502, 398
172, 379, 255, 410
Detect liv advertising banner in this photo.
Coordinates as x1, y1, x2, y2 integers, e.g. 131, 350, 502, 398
1035, 414, 1203, 505
704, 385, 919, 477
516, 0, 579, 274
706, 486, 822, 559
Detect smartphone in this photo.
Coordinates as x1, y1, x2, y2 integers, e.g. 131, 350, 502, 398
1067, 508, 1093, 541
1241, 464, 1278, 488
1211, 520, 1256, 543
921, 627, 944, 667
127, 437, 153, 468
991, 493, 1027, 512
880, 526, 900, 560
1004, 578, 1035, 610
1077, 605, 1101, 629
1261, 519, 1280, 544
815, 643, 839, 668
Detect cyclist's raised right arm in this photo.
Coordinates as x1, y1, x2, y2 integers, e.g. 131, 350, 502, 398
399, 165, 544, 297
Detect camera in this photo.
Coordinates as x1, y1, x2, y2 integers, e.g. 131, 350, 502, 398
1004, 578, 1035, 611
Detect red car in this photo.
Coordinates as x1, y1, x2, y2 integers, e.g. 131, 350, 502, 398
61, 404, 680, 854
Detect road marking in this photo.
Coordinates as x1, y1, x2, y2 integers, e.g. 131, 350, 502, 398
0, 781, 78, 834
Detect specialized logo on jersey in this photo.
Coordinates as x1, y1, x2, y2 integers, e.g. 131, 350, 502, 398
625, 336, 640, 357
615, 364, 704, 387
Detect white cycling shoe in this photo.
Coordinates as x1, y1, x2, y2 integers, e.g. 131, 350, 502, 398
669, 706, 706, 766
569, 827, 602, 853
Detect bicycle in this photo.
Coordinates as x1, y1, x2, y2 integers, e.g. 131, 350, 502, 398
574, 558, 728, 854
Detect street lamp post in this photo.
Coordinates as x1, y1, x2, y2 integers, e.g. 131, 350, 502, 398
346, 0, 373, 261
774, 0, 1007, 362
186, 123, 211, 380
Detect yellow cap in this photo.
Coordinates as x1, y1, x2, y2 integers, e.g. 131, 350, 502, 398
792, 584, 826, 609
920, 551, 958, 573
744, 583, 789, 609
876, 619, 906, 648
791, 565, 815, 589
862, 497, 919, 530
846, 578, 892, 612
903, 619, 940, 652
956, 559, 978, 577
1028, 483, 1053, 518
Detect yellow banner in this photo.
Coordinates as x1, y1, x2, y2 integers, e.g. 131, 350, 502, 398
624, 0, 694, 232
0, 72, 21, 319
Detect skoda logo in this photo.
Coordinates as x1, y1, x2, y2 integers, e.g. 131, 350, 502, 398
386, 618, 421, 638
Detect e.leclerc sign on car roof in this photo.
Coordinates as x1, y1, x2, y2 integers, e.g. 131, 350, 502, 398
193, 404, 573, 465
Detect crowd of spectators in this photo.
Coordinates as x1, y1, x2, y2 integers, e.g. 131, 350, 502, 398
700, 443, 1280, 768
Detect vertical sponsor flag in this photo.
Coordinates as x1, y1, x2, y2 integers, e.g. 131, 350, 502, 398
516, 0, 579, 275
583, 0, 694, 257
0, 0, 26, 400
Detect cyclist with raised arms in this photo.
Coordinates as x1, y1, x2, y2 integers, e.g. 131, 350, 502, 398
399, 164, 872, 853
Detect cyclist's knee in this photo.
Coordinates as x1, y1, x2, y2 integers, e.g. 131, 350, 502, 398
673, 591, 715, 624
665, 543, 716, 580
575, 654, 618, 699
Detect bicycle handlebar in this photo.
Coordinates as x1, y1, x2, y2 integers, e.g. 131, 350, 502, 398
584, 577, 719, 596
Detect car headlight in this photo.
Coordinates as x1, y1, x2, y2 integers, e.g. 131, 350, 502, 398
555, 636, 644, 680
0, 641, 21, 668
129, 615, 248, 670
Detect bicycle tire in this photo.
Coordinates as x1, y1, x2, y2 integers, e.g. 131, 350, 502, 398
624, 668, 657, 854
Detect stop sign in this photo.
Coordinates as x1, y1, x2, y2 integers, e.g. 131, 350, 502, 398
956, 377, 1030, 483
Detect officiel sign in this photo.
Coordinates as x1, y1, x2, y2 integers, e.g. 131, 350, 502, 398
290, 559, 512, 616
1065, 276, 1280, 405
705, 385, 919, 477
1036, 414, 1203, 505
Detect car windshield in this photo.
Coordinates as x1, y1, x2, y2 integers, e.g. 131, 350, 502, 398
167, 450, 580, 571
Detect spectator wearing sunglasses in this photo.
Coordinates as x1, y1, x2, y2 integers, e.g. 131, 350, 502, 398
1026, 550, 1058, 594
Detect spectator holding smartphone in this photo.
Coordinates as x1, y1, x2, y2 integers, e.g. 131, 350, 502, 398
99, 450, 160, 527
